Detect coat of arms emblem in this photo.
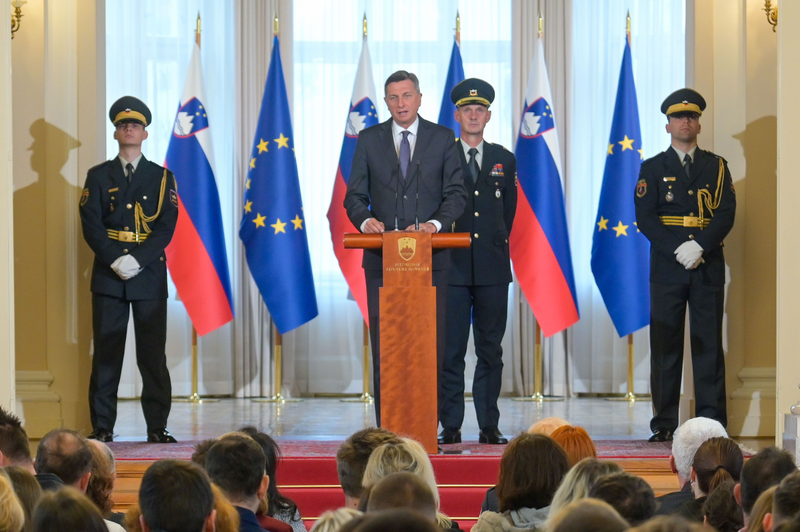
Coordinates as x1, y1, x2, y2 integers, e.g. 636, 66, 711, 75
398, 237, 416, 261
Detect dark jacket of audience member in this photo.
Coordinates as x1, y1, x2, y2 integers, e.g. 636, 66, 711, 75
336, 427, 402, 509
138, 459, 215, 532
702, 479, 743, 532
32, 487, 108, 532
589, 472, 656, 526
34, 429, 92, 492
676, 436, 742, 522
365, 472, 437, 523
736, 447, 796, 529
3, 466, 42, 532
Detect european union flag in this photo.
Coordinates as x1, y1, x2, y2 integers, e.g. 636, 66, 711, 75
437, 38, 465, 137
239, 36, 318, 334
590, 38, 650, 337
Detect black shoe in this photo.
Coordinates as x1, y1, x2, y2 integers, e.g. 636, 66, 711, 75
88, 429, 113, 443
147, 428, 177, 443
438, 427, 462, 445
479, 428, 508, 444
648, 429, 674, 442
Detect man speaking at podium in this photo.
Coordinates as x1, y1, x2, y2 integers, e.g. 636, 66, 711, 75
344, 70, 467, 426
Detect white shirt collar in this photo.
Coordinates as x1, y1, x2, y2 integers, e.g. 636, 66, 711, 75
119, 153, 143, 172
671, 145, 697, 163
461, 139, 484, 159
392, 116, 420, 138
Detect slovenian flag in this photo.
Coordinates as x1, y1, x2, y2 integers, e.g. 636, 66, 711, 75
326, 36, 379, 324
510, 36, 579, 337
165, 42, 234, 336
437, 37, 465, 138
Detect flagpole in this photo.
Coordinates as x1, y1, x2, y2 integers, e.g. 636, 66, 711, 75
455, 11, 460, 46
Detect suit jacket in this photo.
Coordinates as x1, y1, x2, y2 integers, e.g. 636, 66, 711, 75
79, 156, 178, 300
344, 117, 467, 271
236, 507, 268, 532
449, 140, 517, 286
634, 147, 736, 286
655, 482, 694, 516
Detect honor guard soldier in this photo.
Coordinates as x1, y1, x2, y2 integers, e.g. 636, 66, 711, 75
635, 88, 736, 442
439, 78, 517, 445
80, 96, 179, 443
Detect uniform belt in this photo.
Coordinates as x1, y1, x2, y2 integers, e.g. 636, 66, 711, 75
659, 216, 710, 229
107, 230, 148, 243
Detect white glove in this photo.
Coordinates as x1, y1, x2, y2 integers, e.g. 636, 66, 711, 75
674, 240, 704, 269
686, 256, 705, 270
111, 255, 141, 280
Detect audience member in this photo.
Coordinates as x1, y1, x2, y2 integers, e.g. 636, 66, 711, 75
472, 433, 569, 532
775, 517, 800, 532
0, 471, 24, 532
309, 509, 362, 532
547, 498, 629, 532
366, 472, 437, 522
338, 509, 439, 532
336, 428, 402, 509
125, 483, 240, 532
191, 438, 217, 467
677, 436, 743, 522
3, 466, 41, 532
0, 408, 33, 474
86, 439, 125, 527
137, 459, 215, 532
548, 457, 623, 518
34, 429, 91, 492
627, 515, 704, 532
549, 425, 597, 467
765, 471, 800, 532
747, 486, 776, 532
205, 435, 269, 532
702, 479, 742, 532
735, 447, 796, 531
589, 472, 656, 526
526, 417, 570, 437
656, 417, 727, 516
32, 487, 106, 532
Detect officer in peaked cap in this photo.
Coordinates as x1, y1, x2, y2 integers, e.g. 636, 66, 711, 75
80, 96, 179, 444
635, 88, 736, 442
439, 78, 517, 445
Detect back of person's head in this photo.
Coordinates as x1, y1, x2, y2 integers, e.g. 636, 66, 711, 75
692, 437, 743, 495
748, 486, 776, 532
366, 472, 437, 522
0, 407, 31, 468
31, 487, 106, 532
527, 417, 570, 436
588, 472, 656, 526
86, 440, 115, 516
547, 498, 629, 532
340, 508, 439, 532
236, 426, 298, 518
773, 471, 800, 528
210, 483, 240, 532
362, 438, 440, 509
139, 460, 214, 532
204, 435, 266, 503
496, 433, 569, 512
739, 447, 796, 516
310, 508, 362, 532
627, 515, 705, 532
671, 417, 728, 482
191, 439, 217, 468
0, 471, 25, 532
776, 516, 800, 532
702, 479, 743, 532
337, 428, 402, 500
34, 429, 92, 488
3, 466, 41, 532
549, 458, 623, 516
550, 425, 597, 467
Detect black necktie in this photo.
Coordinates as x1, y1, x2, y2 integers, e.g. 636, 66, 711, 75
683, 153, 692, 178
126, 163, 134, 183
467, 147, 479, 182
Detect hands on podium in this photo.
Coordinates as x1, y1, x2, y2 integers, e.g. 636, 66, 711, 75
363, 218, 385, 233
405, 223, 437, 233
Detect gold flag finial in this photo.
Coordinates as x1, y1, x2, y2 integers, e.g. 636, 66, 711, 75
274, 13, 279, 36
538, 11, 543, 37
196, 12, 201, 46
626, 10, 631, 44
363, 13, 367, 38
456, 11, 461, 45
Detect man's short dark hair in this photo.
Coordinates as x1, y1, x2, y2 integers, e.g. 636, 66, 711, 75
139, 460, 213, 532
191, 438, 217, 467
337, 428, 402, 499
366, 472, 436, 522
341, 508, 439, 532
0, 406, 31, 465
773, 471, 800, 526
35, 429, 92, 486
589, 472, 656, 526
204, 435, 266, 502
739, 447, 797, 514
384, 71, 420, 95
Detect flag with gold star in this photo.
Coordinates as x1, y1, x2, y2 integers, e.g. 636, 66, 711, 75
239, 35, 318, 334
590, 37, 650, 337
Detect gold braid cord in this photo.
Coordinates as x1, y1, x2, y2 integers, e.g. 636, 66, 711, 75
134, 169, 168, 238
697, 159, 725, 229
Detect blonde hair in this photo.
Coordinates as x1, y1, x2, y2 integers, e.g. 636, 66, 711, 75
548, 458, 623, 520
0, 473, 25, 532
309, 508, 362, 532
746, 486, 776, 532
527, 417, 570, 436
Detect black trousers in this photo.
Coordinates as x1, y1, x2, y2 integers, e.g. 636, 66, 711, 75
440, 284, 508, 431
365, 268, 449, 426
89, 293, 172, 432
649, 280, 727, 433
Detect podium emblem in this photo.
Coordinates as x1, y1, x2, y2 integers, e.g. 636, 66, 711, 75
398, 237, 417, 261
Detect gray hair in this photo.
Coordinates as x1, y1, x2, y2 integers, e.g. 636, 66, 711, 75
384, 71, 420, 94
672, 417, 728, 481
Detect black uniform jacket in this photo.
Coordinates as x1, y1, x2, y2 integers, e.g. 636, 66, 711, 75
80, 156, 178, 300
634, 147, 736, 286
344, 117, 467, 271
448, 140, 517, 286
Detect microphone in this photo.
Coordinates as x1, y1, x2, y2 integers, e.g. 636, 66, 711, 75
394, 161, 401, 231
414, 161, 420, 231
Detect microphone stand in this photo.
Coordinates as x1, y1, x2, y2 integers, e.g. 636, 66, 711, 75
394, 161, 401, 231
414, 161, 420, 231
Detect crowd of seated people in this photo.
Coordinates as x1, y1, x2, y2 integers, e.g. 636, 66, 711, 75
3, 404, 800, 532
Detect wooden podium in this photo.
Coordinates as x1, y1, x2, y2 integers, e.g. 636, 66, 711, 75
344, 232, 471, 453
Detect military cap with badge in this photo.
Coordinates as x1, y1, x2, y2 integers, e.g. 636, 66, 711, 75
661, 87, 706, 119
109, 95, 152, 127
451, 77, 495, 108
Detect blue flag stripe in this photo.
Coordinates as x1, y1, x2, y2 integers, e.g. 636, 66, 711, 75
437, 38, 465, 137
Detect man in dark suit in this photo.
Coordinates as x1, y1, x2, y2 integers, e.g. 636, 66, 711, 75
439, 79, 516, 445
634, 88, 736, 442
80, 96, 178, 443
344, 70, 467, 425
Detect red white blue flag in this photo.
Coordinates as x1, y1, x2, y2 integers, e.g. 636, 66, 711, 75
510, 36, 579, 337
326, 37, 379, 323
165, 42, 233, 336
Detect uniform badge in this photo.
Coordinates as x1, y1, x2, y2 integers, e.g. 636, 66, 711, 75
80, 188, 89, 207
666, 191, 674, 202
109, 204, 115, 213
635, 179, 647, 198
170, 189, 179, 207
496, 189, 501, 198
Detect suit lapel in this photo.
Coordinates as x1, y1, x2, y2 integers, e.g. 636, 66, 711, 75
109, 157, 128, 195
379, 119, 398, 175
689, 148, 711, 188
404, 117, 433, 192
128, 155, 154, 198
663, 147, 686, 181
